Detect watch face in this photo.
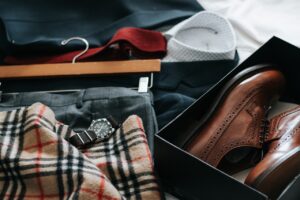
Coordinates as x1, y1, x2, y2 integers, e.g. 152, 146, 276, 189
88, 118, 115, 140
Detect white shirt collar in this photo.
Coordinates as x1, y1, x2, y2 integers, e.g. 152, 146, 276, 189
163, 11, 236, 62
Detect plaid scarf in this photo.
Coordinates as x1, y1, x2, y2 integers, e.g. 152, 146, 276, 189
0, 103, 161, 200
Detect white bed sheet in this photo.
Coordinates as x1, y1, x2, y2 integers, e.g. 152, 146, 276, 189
198, 0, 300, 61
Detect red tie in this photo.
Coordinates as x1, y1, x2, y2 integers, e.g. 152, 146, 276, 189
4, 27, 167, 64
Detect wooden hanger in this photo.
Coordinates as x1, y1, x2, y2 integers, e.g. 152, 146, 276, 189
0, 37, 160, 79
0, 37, 161, 93
0, 59, 160, 79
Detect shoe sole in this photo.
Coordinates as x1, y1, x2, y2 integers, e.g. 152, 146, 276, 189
183, 64, 276, 148
251, 147, 300, 199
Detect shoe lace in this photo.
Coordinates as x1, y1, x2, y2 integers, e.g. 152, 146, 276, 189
260, 119, 270, 144
259, 106, 271, 157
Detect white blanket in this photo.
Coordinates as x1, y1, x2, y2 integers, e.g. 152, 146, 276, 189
198, 0, 300, 61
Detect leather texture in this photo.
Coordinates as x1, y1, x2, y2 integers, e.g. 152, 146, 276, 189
69, 130, 98, 148
185, 69, 285, 171
0, 0, 202, 56
245, 106, 300, 200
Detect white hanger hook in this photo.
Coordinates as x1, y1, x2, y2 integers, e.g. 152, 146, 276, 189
61, 37, 89, 64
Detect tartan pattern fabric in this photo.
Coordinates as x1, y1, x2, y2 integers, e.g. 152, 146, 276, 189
0, 103, 161, 200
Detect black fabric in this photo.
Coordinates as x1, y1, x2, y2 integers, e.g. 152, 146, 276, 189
154, 91, 195, 128
0, 0, 202, 56
155, 53, 240, 98
154, 53, 239, 128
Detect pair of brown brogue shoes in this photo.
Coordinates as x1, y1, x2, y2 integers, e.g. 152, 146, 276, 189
184, 65, 300, 199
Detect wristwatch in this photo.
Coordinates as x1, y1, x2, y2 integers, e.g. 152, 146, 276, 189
69, 116, 119, 148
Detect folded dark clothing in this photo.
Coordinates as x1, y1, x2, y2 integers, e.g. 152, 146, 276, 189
0, 0, 202, 56
155, 54, 239, 99
154, 53, 239, 128
154, 91, 195, 128
0, 103, 162, 199
0, 87, 158, 153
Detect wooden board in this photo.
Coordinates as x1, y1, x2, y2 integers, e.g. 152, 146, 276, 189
0, 59, 161, 79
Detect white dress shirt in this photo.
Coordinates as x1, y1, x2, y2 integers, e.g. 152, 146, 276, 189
163, 11, 236, 62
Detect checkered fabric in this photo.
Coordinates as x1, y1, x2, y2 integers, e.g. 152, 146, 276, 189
0, 103, 161, 200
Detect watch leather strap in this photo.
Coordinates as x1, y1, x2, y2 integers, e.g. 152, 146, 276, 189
69, 130, 98, 148
70, 116, 119, 148
107, 115, 120, 129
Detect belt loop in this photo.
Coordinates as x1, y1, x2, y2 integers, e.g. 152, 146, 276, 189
76, 90, 86, 108
17, 93, 24, 106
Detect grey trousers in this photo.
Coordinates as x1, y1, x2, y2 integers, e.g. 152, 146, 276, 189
0, 87, 158, 152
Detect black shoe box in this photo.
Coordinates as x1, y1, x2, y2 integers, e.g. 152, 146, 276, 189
154, 37, 300, 200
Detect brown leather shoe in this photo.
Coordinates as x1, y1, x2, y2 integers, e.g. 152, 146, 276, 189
184, 65, 285, 173
245, 106, 300, 199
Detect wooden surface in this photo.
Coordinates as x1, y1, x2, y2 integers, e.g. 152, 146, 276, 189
0, 59, 161, 79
